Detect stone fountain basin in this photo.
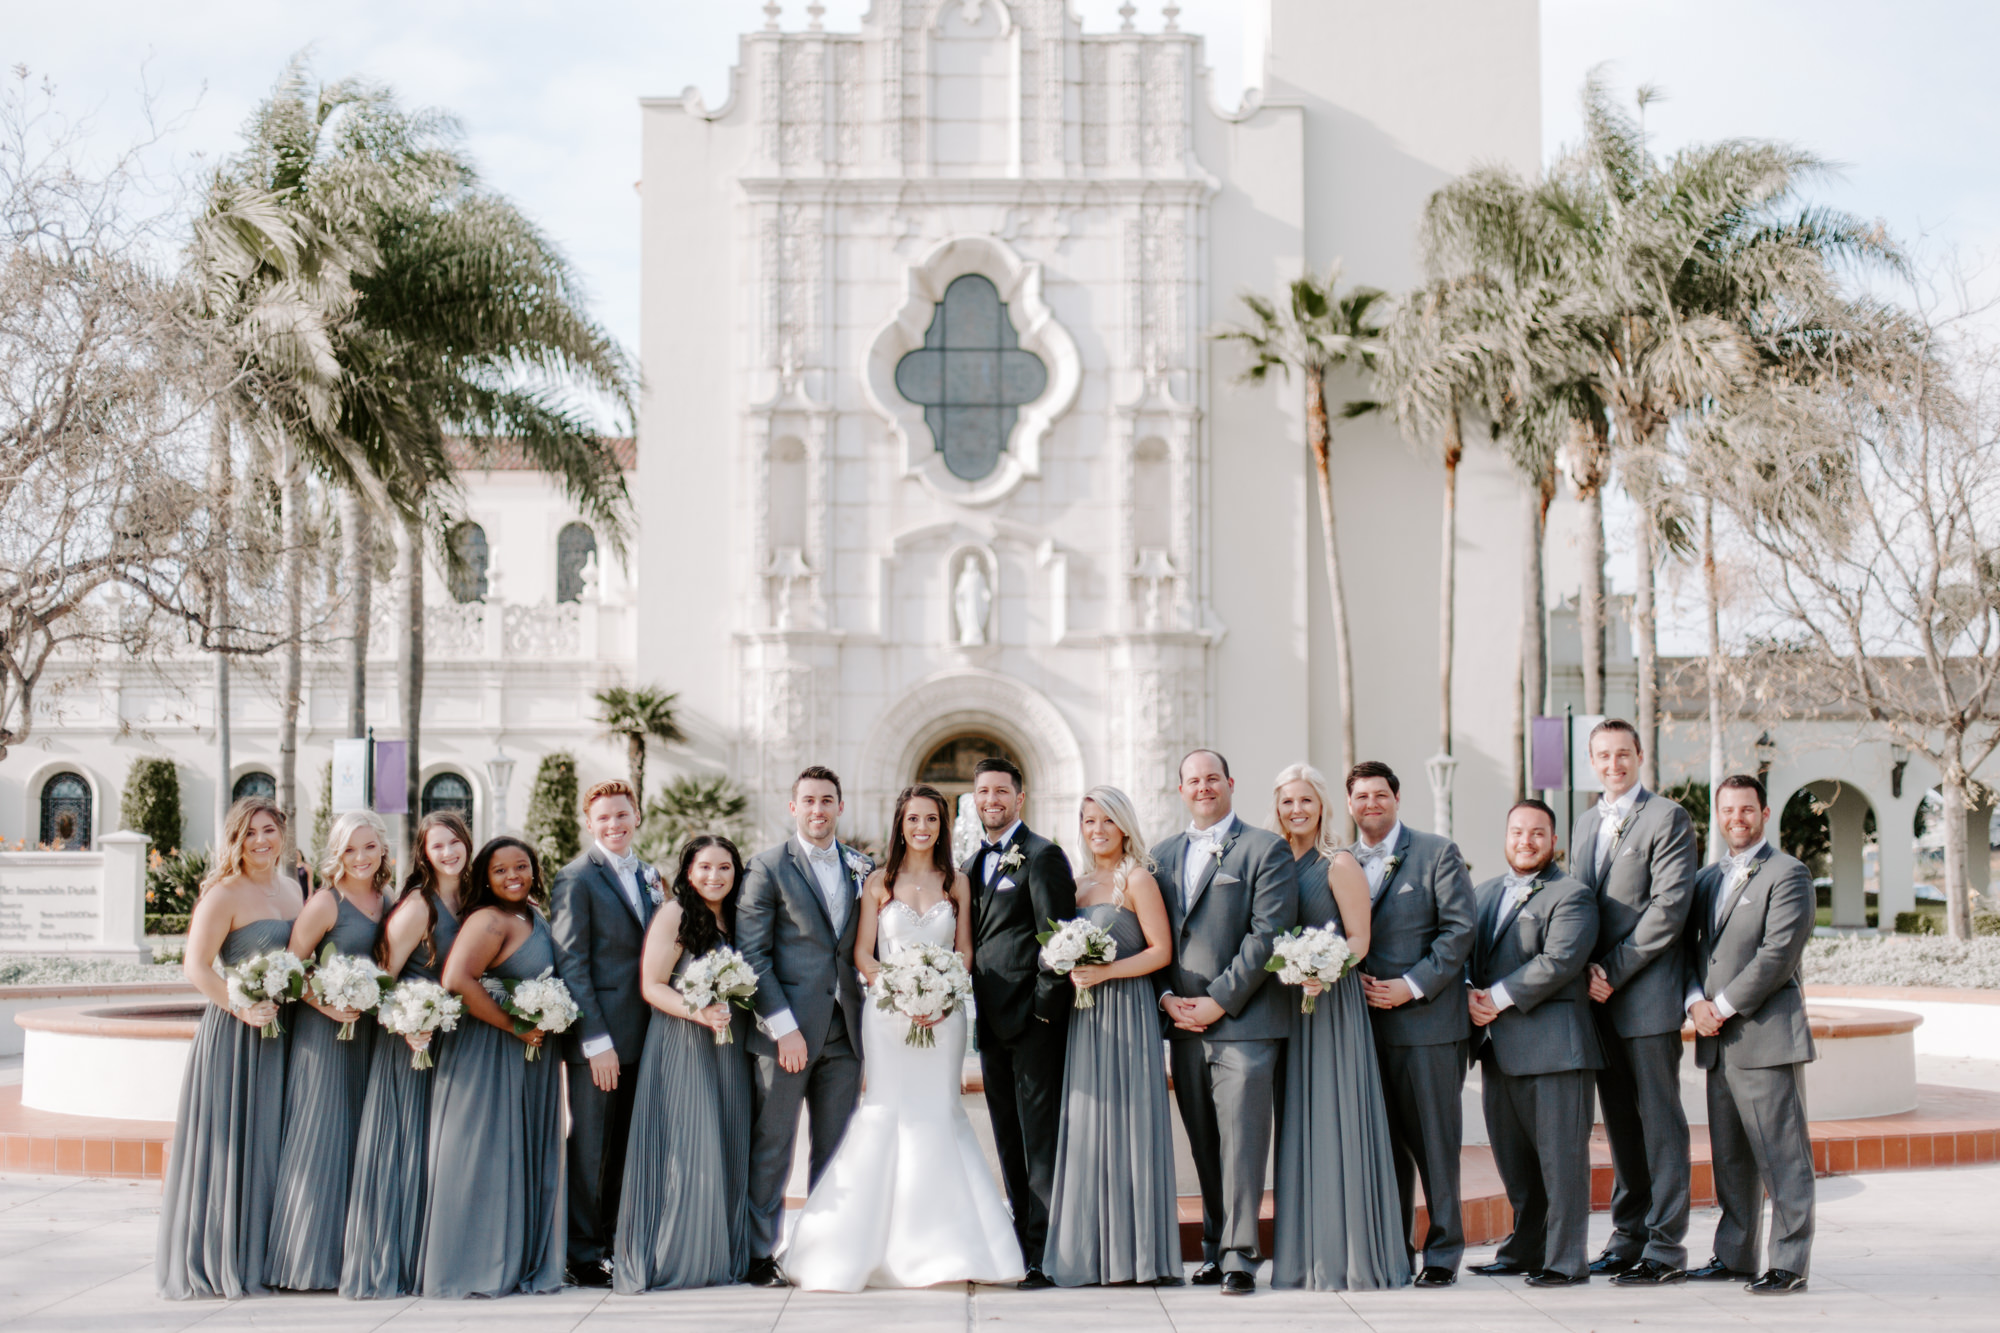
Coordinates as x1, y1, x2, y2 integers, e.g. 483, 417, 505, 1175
16, 1001, 202, 1122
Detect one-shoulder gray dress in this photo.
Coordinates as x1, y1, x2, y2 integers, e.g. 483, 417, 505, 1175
419, 912, 566, 1298
339, 898, 461, 1298
1272, 848, 1412, 1290
612, 938, 753, 1292
156, 917, 295, 1299
1044, 900, 1181, 1286
265, 892, 382, 1290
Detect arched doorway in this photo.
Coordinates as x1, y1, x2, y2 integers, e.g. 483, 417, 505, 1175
915, 734, 1024, 864
39, 772, 92, 850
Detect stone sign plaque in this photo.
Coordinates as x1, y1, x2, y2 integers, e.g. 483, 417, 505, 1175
0, 835, 150, 960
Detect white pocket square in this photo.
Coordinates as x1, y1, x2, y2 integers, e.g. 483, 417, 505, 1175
1398, 883, 1415, 893
995, 877, 1017, 892
1215, 873, 1240, 885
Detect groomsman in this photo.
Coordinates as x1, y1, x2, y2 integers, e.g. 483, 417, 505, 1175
550, 779, 660, 1288
1684, 775, 1817, 1295
1150, 749, 1297, 1296
964, 757, 1077, 1290
736, 766, 870, 1288
1572, 719, 1697, 1285
1349, 761, 1478, 1287
1466, 800, 1603, 1287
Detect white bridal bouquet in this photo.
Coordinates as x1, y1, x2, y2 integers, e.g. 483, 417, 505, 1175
222, 948, 306, 1038
1035, 917, 1119, 1008
873, 942, 974, 1048
677, 946, 761, 1044
498, 968, 581, 1061
309, 944, 390, 1041
1265, 923, 1356, 1014
376, 979, 464, 1070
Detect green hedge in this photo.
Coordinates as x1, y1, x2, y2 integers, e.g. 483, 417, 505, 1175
120, 757, 183, 855
146, 914, 191, 937
526, 751, 580, 882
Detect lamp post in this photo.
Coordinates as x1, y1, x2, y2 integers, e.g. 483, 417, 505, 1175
1426, 751, 1460, 845
485, 747, 517, 838
1755, 731, 1776, 783
1890, 741, 1910, 800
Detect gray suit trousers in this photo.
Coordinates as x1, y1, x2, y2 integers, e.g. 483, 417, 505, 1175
1169, 1038, 1280, 1274
1708, 1060, 1814, 1277
1485, 1067, 1594, 1280
747, 1006, 862, 1260
1375, 1035, 1467, 1270
1592, 1015, 1691, 1266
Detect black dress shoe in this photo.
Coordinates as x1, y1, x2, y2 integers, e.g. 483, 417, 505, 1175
1747, 1268, 1807, 1295
1219, 1271, 1255, 1296
1611, 1258, 1687, 1286
1017, 1268, 1056, 1290
1414, 1266, 1457, 1288
1588, 1250, 1638, 1275
1688, 1258, 1755, 1281
1189, 1261, 1223, 1286
1525, 1269, 1589, 1288
1469, 1259, 1532, 1276
744, 1256, 788, 1288
565, 1261, 613, 1289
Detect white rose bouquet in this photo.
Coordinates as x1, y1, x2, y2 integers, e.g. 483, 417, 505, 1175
676, 945, 760, 1044
1264, 923, 1355, 1014
873, 941, 973, 1048
308, 944, 390, 1041
498, 968, 580, 1061
1035, 917, 1119, 1008
222, 948, 306, 1037
376, 979, 464, 1070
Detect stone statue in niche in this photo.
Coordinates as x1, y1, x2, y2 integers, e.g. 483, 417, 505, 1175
953, 555, 991, 647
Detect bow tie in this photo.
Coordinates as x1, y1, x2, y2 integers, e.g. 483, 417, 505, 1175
1503, 873, 1537, 894
980, 840, 1007, 856
807, 845, 839, 866
1355, 842, 1390, 865
1188, 827, 1225, 852
608, 852, 639, 874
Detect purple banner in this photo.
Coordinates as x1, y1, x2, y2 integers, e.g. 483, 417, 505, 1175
1530, 716, 1568, 791
372, 740, 408, 814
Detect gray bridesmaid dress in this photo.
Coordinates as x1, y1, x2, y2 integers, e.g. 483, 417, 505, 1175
156, 917, 294, 1299
339, 898, 461, 1298
1044, 900, 1181, 1286
265, 893, 382, 1290
611, 940, 753, 1292
419, 912, 566, 1298
1272, 848, 1412, 1290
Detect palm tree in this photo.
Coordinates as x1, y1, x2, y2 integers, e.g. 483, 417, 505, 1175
1216, 266, 1388, 790
595, 685, 686, 810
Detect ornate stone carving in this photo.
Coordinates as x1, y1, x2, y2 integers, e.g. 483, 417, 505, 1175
1080, 42, 1108, 167
502, 603, 579, 658
1126, 203, 1188, 379
762, 203, 824, 373
834, 40, 862, 166
427, 602, 486, 659
1143, 43, 1185, 168
780, 39, 826, 168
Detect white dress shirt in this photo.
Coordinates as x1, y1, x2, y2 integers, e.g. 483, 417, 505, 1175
1593, 785, 1645, 873
979, 820, 1024, 885
1181, 813, 1237, 909
580, 841, 645, 1060
1353, 821, 1425, 1000
1685, 838, 1767, 1020
1484, 869, 1544, 1013
761, 835, 849, 1042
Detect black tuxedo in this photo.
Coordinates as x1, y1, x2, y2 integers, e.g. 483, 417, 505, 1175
965, 822, 1076, 1269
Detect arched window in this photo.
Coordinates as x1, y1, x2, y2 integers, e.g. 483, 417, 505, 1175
232, 771, 277, 803
894, 274, 1048, 482
556, 522, 598, 604
447, 522, 490, 604
421, 772, 475, 821
39, 772, 92, 850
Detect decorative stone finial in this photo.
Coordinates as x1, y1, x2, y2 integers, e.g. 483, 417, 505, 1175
763, 2, 781, 32
1119, 3, 1136, 32
807, 2, 824, 30
1163, 3, 1181, 32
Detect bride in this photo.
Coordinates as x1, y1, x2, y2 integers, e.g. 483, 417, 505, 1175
779, 784, 1025, 1291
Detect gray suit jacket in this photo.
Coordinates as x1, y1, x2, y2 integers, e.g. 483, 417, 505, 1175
1573, 789, 1698, 1038
1686, 844, 1817, 1071
1149, 816, 1298, 1042
549, 846, 659, 1064
1358, 825, 1477, 1047
735, 839, 869, 1062
1469, 867, 1604, 1077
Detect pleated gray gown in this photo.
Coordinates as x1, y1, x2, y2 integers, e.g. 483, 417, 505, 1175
156, 917, 294, 1299
1044, 901, 1181, 1286
339, 900, 461, 1298
419, 912, 566, 1298
265, 893, 382, 1290
1271, 848, 1412, 1291
610, 943, 753, 1292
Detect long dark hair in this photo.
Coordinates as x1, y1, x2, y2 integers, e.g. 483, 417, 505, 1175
383, 810, 474, 971
673, 833, 744, 958
882, 784, 956, 903
461, 836, 543, 922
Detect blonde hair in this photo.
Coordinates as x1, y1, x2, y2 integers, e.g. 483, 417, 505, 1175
319, 810, 395, 895
1078, 785, 1155, 907
200, 797, 287, 894
1270, 763, 1343, 859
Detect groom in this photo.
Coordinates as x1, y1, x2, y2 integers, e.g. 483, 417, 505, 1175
737, 765, 870, 1288
964, 756, 1077, 1290
1151, 748, 1297, 1296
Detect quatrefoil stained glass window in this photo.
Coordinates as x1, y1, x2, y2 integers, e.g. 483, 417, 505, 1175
894, 274, 1048, 482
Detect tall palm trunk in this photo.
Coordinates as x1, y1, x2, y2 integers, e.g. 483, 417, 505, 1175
341, 487, 371, 738
399, 513, 424, 864
1515, 469, 1548, 799
1305, 368, 1357, 829
626, 735, 647, 811
277, 442, 304, 869
209, 410, 233, 851
1437, 401, 1461, 757
1572, 416, 1609, 716
1635, 509, 1660, 793
1702, 498, 1724, 860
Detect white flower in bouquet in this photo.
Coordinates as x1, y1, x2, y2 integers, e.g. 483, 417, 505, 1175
676, 946, 761, 1044
872, 941, 973, 1048
221, 948, 306, 1037
376, 979, 463, 1070
308, 944, 389, 1041
1035, 917, 1119, 1008
1264, 923, 1355, 1014
500, 968, 581, 1061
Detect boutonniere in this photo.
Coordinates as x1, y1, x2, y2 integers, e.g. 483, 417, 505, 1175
1381, 853, 1404, 883
642, 864, 665, 906
843, 849, 873, 884
998, 846, 1026, 875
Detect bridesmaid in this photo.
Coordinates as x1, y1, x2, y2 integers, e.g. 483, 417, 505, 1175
157, 797, 302, 1299
1043, 785, 1182, 1287
612, 833, 754, 1292
1268, 763, 1410, 1290
339, 810, 472, 1298
421, 836, 566, 1298
265, 809, 388, 1290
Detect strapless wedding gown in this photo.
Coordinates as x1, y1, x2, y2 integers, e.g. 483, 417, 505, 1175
779, 899, 1025, 1290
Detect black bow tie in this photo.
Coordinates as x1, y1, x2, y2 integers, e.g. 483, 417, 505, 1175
981, 841, 1006, 855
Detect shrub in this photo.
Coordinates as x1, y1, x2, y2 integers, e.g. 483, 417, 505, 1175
120, 757, 183, 854
145, 847, 209, 919
1895, 910, 1940, 935
145, 913, 191, 936
526, 751, 581, 874
638, 773, 752, 863
1804, 935, 2000, 988
1974, 912, 2000, 938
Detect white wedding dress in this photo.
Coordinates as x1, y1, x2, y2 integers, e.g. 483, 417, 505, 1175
779, 899, 1026, 1291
